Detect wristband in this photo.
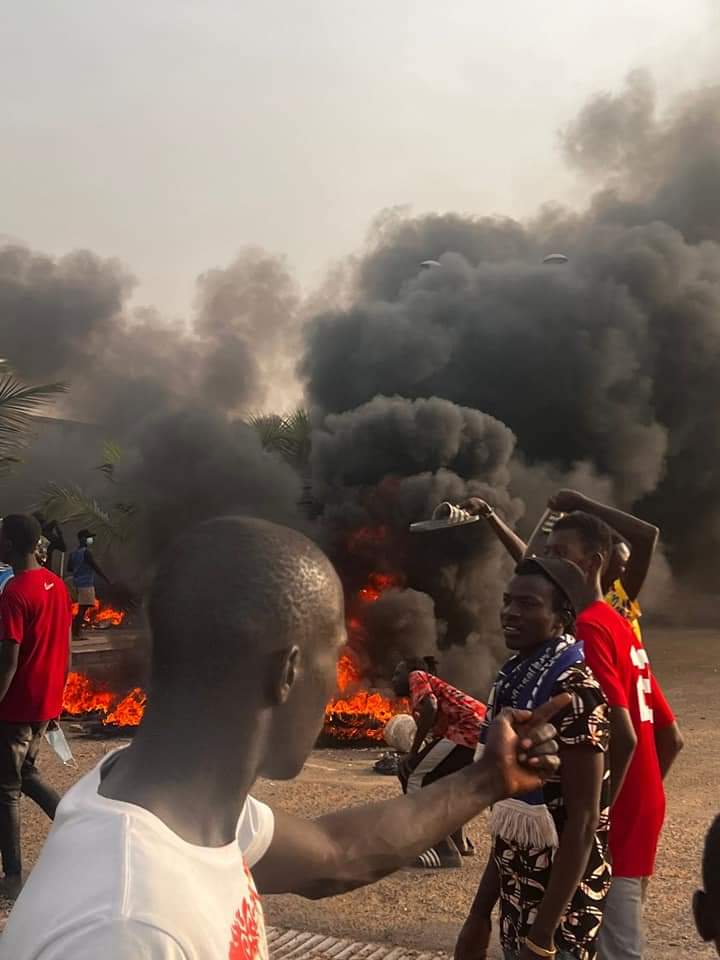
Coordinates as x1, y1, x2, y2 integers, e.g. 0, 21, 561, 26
524, 938, 557, 958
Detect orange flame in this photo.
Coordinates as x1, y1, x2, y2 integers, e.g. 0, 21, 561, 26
63, 671, 115, 717
62, 672, 145, 727
71, 599, 126, 627
104, 687, 147, 727
323, 565, 409, 741
63, 557, 410, 738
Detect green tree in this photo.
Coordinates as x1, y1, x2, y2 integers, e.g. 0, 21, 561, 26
38, 441, 135, 547
0, 371, 67, 476
247, 407, 311, 471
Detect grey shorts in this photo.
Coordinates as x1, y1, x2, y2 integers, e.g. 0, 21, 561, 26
597, 876, 647, 960
76, 586, 96, 606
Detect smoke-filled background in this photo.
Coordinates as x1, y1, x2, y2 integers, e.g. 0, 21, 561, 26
2, 72, 719, 693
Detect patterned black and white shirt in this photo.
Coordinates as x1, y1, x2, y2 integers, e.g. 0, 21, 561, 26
493, 664, 611, 960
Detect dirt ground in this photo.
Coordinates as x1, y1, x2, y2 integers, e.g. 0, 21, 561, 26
1, 627, 718, 959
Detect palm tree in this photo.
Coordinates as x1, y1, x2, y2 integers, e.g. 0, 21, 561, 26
39, 481, 135, 545
247, 407, 314, 512
247, 407, 312, 471
246, 412, 288, 454
38, 441, 136, 547
0, 371, 67, 476
280, 408, 312, 472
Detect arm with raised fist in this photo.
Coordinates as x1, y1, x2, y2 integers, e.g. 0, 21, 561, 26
548, 489, 659, 602
252, 695, 570, 899
460, 497, 528, 564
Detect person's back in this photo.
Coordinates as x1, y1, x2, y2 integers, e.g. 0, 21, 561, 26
1, 749, 273, 959
0, 569, 71, 724
69, 546, 94, 588
576, 601, 671, 877
0, 515, 72, 898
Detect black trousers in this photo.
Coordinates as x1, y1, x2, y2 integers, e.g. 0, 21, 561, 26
0, 721, 60, 876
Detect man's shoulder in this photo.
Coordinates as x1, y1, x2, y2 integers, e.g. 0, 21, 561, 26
555, 663, 606, 700
1, 571, 32, 604
45, 570, 69, 590
11, 569, 68, 603
578, 600, 629, 633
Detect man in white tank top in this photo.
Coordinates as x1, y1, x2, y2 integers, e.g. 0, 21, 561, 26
2, 516, 567, 960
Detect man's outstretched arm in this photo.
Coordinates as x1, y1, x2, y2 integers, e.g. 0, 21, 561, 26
460, 498, 528, 564
548, 490, 659, 601
252, 696, 569, 899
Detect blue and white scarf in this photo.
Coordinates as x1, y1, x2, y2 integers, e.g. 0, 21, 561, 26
478, 634, 583, 849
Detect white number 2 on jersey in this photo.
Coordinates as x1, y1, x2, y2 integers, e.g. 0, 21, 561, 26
630, 646, 654, 723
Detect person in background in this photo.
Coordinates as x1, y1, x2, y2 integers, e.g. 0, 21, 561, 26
1, 516, 567, 959
460, 491, 657, 641
545, 512, 683, 960
0, 515, 72, 899
68, 529, 109, 637
694, 814, 720, 955
0, 527, 54, 597
545, 491, 658, 641
0, 564, 13, 596
456, 557, 608, 960
31, 513, 66, 578
391, 656, 486, 867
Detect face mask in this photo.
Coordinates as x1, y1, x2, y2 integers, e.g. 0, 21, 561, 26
85, 537, 94, 546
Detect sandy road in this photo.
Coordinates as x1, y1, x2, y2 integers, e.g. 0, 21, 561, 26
1, 628, 718, 959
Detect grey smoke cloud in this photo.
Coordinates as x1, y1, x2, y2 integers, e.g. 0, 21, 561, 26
302, 73, 720, 585
0, 245, 306, 561
1, 69, 717, 691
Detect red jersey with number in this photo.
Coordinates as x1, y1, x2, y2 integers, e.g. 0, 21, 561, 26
577, 601, 674, 878
0, 569, 72, 722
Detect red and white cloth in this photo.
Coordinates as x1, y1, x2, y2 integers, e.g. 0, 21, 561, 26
408, 671, 486, 750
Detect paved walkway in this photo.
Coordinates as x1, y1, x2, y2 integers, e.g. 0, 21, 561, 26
0, 917, 449, 960
268, 927, 448, 960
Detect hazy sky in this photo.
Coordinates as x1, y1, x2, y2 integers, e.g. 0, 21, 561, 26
2, 1, 718, 318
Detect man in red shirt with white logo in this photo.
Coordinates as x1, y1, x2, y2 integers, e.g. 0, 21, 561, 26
0, 514, 73, 898
546, 512, 684, 960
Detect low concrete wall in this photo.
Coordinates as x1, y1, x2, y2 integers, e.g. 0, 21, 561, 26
71, 629, 151, 692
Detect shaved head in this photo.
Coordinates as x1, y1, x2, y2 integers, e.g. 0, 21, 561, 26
147, 516, 346, 777
150, 516, 341, 678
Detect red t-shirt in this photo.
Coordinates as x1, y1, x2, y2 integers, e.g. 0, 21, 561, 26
576, 601, 674, 878
0, 569, 72, 723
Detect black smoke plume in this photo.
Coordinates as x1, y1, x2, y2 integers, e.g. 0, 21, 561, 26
1, 71, 718, 697
302, 72, 720, 589
308, 395, 520, 696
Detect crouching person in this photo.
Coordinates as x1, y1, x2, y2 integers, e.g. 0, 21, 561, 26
392, 657, 486, 867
